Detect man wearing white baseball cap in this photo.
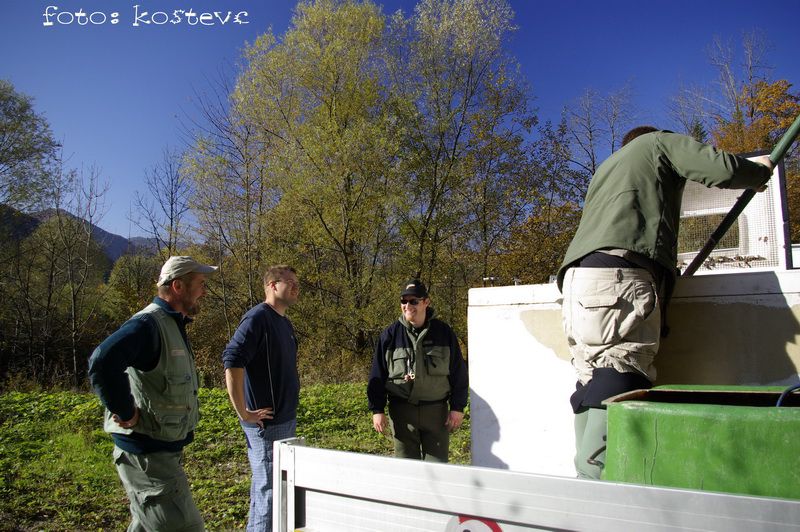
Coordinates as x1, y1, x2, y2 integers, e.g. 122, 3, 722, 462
89, 256, 217, 531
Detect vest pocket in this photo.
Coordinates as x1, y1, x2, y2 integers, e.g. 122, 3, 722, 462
424, 346, 450, 376
156, 373, 194, 440
154, 407, 190, 441
164, 372, 193, 397
387, 349, 410, 381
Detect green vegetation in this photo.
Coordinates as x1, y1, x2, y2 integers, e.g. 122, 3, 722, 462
0, 79, 60, 209
0, 384, 470, 531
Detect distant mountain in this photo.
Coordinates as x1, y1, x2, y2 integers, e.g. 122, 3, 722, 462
95, 224, 157, 261
1, 204, 157, 262
129, 236, 159, 253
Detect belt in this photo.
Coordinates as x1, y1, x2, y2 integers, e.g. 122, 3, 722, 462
388, 396, 447, 406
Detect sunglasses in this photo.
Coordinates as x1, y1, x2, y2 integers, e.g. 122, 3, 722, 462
400, 298, 423, 306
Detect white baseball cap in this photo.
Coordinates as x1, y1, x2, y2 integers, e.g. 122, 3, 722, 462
157, 256, 218, 286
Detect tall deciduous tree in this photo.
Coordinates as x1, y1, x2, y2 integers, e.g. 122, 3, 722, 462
0, 80, 59, 209
496, 118, 584, 284
4, 212, 110, 386
227, 0, 402, 369
375, 0, 544, 342
133, 147, 193, 260
386, 0, 525, 288
712, 79, 800, 154
181, 0, 538, 375
184, 71, 280, 338
566, 83, 635, 179
674, 30, 800, 242
108, 253, 160, 318
49, 165, 111, 386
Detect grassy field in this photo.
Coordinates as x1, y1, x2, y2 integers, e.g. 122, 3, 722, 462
0, 384, 470, 531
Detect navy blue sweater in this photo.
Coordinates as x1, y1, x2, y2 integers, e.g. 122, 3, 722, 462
222, 303, 300, 425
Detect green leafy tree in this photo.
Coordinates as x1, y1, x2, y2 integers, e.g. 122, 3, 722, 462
0, 80, 59, 209
233, 0, 401, 370
377, 0, 541, 340
185, 104, 277, 337
495, 118, 584, 284
4, 214, 110, 385
688, 118, 709, 143
180, 0, 540, 379
386, 0, 521, 281
0, 158, 114, 386
107, 253, 160, 318
457, 63, 538, 285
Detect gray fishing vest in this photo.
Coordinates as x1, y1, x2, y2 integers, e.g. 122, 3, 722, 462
104, 303, 200, 441
385, 324, 452, 404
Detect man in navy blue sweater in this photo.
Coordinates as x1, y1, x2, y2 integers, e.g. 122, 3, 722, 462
223, 265, 300, 531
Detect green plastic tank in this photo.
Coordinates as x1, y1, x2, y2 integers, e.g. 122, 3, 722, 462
603, 385, 800, 499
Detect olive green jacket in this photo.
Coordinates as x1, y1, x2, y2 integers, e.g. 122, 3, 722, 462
557, 131, 771, 289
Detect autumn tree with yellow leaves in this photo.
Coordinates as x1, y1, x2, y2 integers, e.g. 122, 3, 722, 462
704, 33, 800, 242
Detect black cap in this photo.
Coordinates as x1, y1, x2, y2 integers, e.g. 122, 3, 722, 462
400, 279, 428, 298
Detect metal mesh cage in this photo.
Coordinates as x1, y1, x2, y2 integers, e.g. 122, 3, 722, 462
677, 160, 788, 274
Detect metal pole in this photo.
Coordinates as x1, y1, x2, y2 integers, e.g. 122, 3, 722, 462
683, 114, 800, 276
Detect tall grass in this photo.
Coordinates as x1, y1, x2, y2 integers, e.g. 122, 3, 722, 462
0, 385, 470, 531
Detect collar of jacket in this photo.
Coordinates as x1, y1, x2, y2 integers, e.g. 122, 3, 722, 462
152, 296, 193, 327
398, 307, 434, 332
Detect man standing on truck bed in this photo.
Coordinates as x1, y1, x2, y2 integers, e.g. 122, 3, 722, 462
368, 279, 468, 462
557, 126, 775, 479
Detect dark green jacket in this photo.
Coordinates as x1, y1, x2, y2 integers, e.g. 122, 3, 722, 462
557, 131, 772, 289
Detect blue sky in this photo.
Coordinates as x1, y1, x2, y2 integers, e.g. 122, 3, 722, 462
1, 0, 798, 237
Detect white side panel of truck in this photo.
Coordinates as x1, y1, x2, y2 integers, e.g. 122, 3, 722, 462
274, 439, 800, 531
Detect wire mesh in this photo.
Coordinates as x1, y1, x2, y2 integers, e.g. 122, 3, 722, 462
677, 173, 784, 274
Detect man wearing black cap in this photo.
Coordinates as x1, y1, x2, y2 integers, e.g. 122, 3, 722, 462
367, 279, 468, 462
88, 256, 217, 531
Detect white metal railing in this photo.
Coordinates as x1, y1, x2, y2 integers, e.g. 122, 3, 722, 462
274, 438, 800, 532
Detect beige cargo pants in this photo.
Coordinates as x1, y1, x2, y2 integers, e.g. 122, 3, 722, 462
561, 267, 661, 384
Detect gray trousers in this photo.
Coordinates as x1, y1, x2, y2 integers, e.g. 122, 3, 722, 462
113, 446, 204, 532
388, 400, 449, 462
